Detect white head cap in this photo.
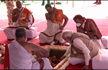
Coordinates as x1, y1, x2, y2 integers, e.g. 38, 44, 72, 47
62, 30, 73, 39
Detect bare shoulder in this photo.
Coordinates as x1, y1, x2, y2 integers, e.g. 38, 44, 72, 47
25, 42, 45, 53
63, 14, 68, 19
45, 13, 50, 20
26, 42, 38, 47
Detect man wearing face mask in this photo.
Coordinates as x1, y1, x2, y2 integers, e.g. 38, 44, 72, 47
39, 4, 68, 45
60, 30, 100, 70
73, 14, 105, 49
4, 1, 35, 40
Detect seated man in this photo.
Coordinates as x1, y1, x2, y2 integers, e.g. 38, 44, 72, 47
73, 14, 105, 49
60, 30, 100, 69
93, 0, 101, 5
8, 27, 53, 69
4, 1, 36, 40
39, 4, 68, 45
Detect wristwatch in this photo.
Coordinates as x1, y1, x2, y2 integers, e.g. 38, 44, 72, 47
85, 31, 87, 33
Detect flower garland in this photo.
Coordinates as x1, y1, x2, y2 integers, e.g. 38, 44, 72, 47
6, 0, 15, 25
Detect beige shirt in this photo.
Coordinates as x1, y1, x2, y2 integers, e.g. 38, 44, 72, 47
64, 38, 91, 65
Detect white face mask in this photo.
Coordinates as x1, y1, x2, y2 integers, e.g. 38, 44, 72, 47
24, 36, 27, 42
76, 23, 81, 27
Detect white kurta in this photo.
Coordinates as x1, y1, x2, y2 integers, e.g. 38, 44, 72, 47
8, 40, 53, 69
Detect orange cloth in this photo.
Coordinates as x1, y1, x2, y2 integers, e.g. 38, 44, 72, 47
18, 7, 34, 27
53, 9, 63, 24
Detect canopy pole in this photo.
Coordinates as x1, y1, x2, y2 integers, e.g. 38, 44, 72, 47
54, 0, 55, 7
72, 0, 74, 8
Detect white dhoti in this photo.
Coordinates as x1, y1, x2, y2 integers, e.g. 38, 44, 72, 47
32, 58, 53, 69
68, 57, 84, 65
4, 27, 16, 39
8, 40, 53, 69
4, 26, 37, 39
101, 36, 108, 49
4, 12, 37, 40
39, 20, 65, 44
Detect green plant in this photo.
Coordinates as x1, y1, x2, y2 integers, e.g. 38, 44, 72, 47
0, 57, 4, 63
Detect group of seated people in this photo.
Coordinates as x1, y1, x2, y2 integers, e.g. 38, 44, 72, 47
2, 1, 108, 70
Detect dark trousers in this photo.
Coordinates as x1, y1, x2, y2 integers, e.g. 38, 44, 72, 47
22, 0, 25, 3
1, 0, 5, 2
42, 0, 50, 5
96, 0, 101, 2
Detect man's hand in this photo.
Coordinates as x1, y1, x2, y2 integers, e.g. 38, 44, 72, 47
59, 56, 66, 62
60, 26, 64, 30
22, 19, 30, 22
35, 52, 43, 59
81, 65, 89, 70
37, 58, 44, 70
16, 12, 20, 17
14, 9, 20, 17
77, 27, 85, 33
35, 52, 44, 70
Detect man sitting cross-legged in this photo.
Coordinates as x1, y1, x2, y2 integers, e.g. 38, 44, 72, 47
39, 4, 68, 45
4, 1, 36, 40
7, 27, 53, 69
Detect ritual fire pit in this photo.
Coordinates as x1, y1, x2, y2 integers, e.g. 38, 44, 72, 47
41, 45, 68, 67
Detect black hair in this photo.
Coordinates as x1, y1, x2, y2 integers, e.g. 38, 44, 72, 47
73, 14, 83, 21
45, 4, 52, 9
15, 27, 26, 38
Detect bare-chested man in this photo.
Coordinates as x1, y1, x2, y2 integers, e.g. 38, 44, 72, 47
4, 1, 36, 40
8, 27, 53, 69
39, 4, 68, 45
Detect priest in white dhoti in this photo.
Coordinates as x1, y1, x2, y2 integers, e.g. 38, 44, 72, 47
39, 4, 68, 45
7, 27, 53, 69
60, 30, 100, 69
4, 1, 36, 40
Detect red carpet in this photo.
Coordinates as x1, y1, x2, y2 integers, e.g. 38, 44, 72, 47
0, 52, 4, 69
0, 18, 108, 69
66, 64, 84, 69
